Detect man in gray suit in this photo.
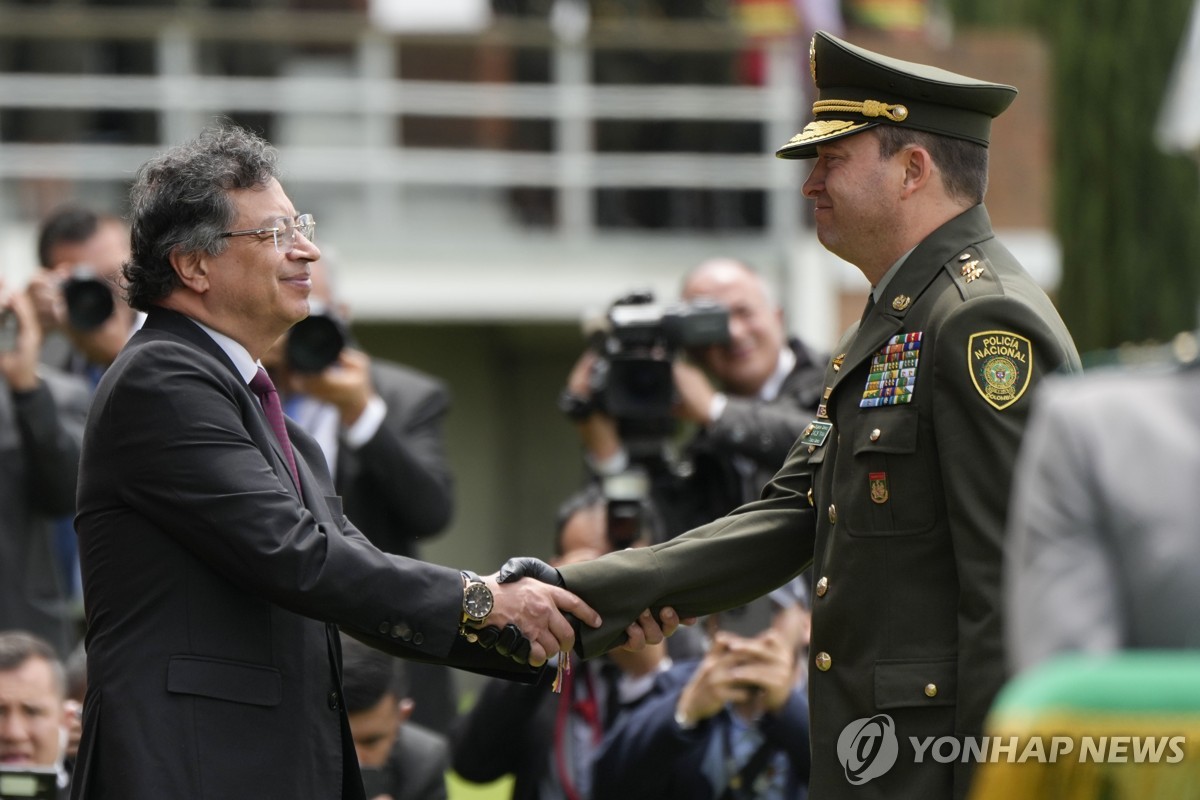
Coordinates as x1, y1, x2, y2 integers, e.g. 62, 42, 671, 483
1005, 337, 1200, 673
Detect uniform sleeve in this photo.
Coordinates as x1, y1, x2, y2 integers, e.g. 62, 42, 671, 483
559, 442, 817, 658
931, 296, 1079, 737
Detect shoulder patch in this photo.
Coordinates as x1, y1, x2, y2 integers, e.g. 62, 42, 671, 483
968, 331, 1032, 410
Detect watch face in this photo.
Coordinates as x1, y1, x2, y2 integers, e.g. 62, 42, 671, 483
464, 582, 494, 622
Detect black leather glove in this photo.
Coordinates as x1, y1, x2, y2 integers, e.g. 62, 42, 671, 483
472, 623, 533, 665
498, 556, 564, 587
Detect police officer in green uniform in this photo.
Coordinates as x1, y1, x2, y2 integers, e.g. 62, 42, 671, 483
504, 31, 1081, 799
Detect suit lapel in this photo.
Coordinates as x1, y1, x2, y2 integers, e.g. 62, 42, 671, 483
142, 307, 308, 504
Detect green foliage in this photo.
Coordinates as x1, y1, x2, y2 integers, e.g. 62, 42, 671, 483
947, 0, 1200, 348
1047, 0, 1200, 349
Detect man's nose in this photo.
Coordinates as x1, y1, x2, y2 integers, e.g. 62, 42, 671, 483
801, 163, 823, 199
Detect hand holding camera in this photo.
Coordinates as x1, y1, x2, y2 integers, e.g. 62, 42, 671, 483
0, 280, 42, 392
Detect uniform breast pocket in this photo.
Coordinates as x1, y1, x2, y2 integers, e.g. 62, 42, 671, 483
845, 405, 937, 536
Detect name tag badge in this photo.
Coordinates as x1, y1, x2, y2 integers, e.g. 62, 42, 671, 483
800, 420, 833, 448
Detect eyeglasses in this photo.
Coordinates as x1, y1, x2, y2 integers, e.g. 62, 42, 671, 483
220, 213, 316, 254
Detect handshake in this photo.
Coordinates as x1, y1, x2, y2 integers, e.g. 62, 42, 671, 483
462, 557, 679, 668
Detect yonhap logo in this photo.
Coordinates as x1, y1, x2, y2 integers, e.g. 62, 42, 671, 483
837, 714, 899, 785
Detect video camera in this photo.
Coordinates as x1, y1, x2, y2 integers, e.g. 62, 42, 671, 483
587, 290, 730, 451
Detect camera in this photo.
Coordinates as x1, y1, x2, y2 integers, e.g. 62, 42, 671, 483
0, 766, 58, 800
286, 310, 350, 373
0, 309, 17, 353
587, 290, 730, 450
710, 596, 776, 639
602, 467, 652, 550
62, 266, 115, 332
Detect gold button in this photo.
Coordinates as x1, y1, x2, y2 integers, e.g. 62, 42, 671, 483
816, 577, 828, 597
925, 683, 938, 698
815, 652, 832, 671
828, 504, 837, 523
808, 445, 816, 454
806, 488, 814, 507
869, 428, 881, 442
803, 423, 814, 437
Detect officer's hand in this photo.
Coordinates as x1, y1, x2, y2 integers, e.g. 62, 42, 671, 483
620, 606, 685, 652
497, 556, 564, 587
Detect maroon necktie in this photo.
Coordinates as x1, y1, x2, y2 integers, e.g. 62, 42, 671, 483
250, 367, 302, 498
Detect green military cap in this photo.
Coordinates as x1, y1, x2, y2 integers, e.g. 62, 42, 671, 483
776, 31, 1018, 160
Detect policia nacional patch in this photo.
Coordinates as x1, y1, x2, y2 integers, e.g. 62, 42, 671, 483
968, 331, 1032, 410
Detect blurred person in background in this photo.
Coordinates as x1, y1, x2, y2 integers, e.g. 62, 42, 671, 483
0, 630, 76, 798
1005, 334, 1200, 674
341, 632, 449, 800
264, 256, 458, 734
27, 207, 140, 625
592, 586, 811, 800
28, 207, 139, 380
0, 280, 88, 658
452, 485, 673, 800
561, 258, 825, 540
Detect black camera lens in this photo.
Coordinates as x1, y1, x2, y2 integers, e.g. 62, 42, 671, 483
63, 273, 115, 332
285, 313, 347, 373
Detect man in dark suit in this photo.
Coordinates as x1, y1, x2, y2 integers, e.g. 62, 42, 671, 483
515, 31, 1081, 800
563, 258, 825, 539
71, 124, 615, 800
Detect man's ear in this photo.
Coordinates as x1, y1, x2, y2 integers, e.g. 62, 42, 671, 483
169, 248, 210, 293
396, 697, 414, 725
900, 145, 934, 199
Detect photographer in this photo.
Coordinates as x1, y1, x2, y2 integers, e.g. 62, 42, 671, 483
0, 281, 89, 657
28, 206, 138, 379
263, 256, 457, 734
591, 587, 811, 800
562, 259, 825, 539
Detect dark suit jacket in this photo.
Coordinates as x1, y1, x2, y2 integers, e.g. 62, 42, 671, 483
335, 360, 453, 559
72, 307, 529, 800
592, 660, 810, 800
324, 360, 459, 734
0, 368, 89, 654
559, 205, 1081, 800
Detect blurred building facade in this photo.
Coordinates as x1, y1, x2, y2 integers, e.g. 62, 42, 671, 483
0, 0, 1056, 571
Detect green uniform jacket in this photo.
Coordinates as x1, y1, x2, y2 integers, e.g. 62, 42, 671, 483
559, 204, 1081, 800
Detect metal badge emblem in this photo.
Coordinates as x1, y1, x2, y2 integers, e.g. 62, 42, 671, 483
892, 295, 911, 311
869, 472, 889, 504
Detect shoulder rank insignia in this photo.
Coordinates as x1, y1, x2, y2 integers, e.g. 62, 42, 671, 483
861, 332, 922, 408
968, 331, 1033, 410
